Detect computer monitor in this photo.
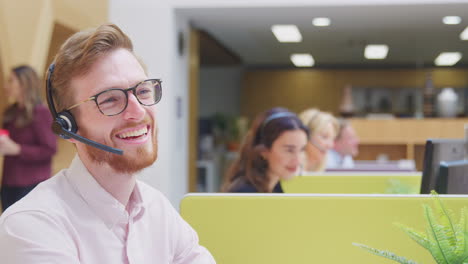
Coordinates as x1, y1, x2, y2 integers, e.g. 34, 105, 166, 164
420, 138, 466, 194
437, 159, 468, 194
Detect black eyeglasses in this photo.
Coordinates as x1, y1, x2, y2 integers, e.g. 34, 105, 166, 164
66, 79, 162, 116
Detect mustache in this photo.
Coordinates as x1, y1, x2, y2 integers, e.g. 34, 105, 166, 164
112, 116, 154, 133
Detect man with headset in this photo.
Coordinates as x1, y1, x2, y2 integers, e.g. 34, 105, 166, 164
0, 23, 215, 263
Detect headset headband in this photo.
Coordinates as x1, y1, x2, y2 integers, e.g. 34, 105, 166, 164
262, 111, 296, 129
46, 63, 58, 119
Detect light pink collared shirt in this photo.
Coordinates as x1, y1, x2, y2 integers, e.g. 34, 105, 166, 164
0, 155, 216, 264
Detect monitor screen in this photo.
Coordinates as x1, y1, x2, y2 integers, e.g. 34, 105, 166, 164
437, 159, 468, 194
420, 138, 466, 194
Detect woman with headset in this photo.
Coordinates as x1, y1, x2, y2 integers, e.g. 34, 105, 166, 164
299, 108, 338, 172
222, 107, 309, 193
0, 65, 57, 211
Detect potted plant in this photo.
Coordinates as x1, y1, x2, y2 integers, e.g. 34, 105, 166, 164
353, 191, 468, 264
211, 113, 248, 152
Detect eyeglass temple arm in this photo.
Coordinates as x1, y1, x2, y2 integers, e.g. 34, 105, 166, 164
66, 97, 96, 111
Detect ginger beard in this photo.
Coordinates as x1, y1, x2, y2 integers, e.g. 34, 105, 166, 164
80, 117, 158, 174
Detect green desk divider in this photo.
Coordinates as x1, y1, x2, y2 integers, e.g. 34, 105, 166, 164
180, 194, 468, 264
281, 172, 422, 194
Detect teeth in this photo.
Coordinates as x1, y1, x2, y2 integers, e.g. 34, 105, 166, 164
117, 127, 148, 139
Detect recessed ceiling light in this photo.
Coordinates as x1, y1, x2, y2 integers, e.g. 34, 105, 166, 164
271, 25, 302, 43
290, 53, 314, 67
364, 45, 389, 59
443, 16, 461, 25
434, 52, 462, 66
460, 26, 468, 40
312, 17, 331, 27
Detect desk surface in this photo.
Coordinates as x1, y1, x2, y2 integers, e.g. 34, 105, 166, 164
282, 172, 422, 194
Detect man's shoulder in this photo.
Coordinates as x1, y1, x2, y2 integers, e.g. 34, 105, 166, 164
327, 149, 341, 158
326, 149, 342, 166
0, 175, 79, 263
0, 172, 73, 222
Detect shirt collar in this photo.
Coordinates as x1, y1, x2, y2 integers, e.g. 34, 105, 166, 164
65, 155, 145, 229
330, 149, 344, 163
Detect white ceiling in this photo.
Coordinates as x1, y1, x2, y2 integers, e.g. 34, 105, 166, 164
178, 3, 468, 68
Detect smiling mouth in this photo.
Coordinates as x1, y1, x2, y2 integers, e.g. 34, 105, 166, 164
116, 126, 149, 140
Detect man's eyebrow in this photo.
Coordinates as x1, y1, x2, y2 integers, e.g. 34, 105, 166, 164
92, 84, 129, 94
91, 79, 148, 94
89, 85, 116, 95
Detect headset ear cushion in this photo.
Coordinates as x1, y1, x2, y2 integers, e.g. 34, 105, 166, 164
58, 111, 78, 133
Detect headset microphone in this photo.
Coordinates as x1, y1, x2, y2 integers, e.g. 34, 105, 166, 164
46, 63, 123, 155
310, 139, 327, 153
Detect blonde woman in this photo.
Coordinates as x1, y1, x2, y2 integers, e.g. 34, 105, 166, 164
299, 108, 338, 172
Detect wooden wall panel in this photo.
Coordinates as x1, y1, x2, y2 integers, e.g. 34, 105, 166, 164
350, 118, 468, 170
351, 118, 468, 145
241, 68, 468, 120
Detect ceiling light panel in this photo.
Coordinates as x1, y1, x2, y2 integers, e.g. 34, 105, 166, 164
443, 16, 461, 25
461, 26, 468, 40
434, 52, 462, 66
271, 25, 302, 43
364, 45, 389, 59
312, 17, 331, 27
290, 53, 314, 67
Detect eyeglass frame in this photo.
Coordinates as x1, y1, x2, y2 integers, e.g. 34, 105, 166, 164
65, 78, 162, 116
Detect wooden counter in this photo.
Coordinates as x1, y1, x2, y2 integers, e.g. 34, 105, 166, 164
350, 118, 468, 170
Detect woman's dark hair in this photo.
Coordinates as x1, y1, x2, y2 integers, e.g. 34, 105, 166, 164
222, 107, 309, 193
3, 65, 42, 127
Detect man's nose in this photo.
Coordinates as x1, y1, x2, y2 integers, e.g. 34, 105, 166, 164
122, 94, 145, 121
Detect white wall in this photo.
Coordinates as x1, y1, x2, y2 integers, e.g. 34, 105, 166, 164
110, 0, 190, 207
199, 66, 243, 118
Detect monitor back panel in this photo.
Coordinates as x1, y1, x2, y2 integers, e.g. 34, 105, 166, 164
420, 138, 465, 193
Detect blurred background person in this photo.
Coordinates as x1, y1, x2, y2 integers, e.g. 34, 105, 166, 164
0, 65, 57, 211
222, 107, 309, 193
299, 108, 338, 172
326, 119, 360, 169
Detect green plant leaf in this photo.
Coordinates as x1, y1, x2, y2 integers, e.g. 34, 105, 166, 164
353, 243, 421, 264
424, 204, 454, 264
355, 192, 468, 264
431, 191, 459, 248
454, 208, 467, 261
395, 223, 431, 250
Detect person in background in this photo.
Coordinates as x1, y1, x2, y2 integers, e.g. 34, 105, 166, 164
0, 65, 57, 211
222, 107, 309, 193
0, 23, 215, 263
299, 108, 338, 172
326, 119, 360, 169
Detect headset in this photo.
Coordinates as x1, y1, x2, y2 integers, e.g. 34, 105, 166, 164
46, 63, 123, 155
310, 138, 327, 153
261, 111, 296, 129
